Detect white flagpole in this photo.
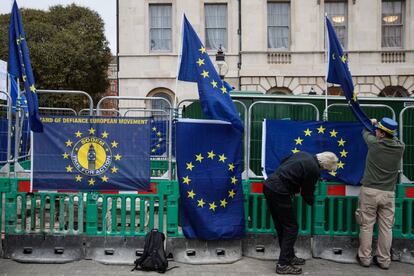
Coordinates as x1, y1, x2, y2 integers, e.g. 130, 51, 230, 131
324, 14, 329, 122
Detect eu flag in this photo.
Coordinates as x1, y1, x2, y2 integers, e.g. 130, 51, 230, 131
326, 16, 373, 132
8, 0, 43, 132
178, 15, 243, 132
150, 120, 167, 156
32, 116, 151, 191
176, 120, 245, 240
263, 120, 368, 186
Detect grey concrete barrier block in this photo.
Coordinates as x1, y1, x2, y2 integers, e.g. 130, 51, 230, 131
85, 236, 145, 265
392, 238, 414, 265
166, 237, 242, 264
242, 233, 312, 260
4, 234, 84, 263
312, 235, 359, 264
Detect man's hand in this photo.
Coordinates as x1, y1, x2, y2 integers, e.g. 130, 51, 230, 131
370, 118, 378, 125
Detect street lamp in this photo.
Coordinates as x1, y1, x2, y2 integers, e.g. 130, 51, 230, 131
215, 45, 228, 80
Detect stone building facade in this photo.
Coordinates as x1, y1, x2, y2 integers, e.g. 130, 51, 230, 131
117, 0, 414, 105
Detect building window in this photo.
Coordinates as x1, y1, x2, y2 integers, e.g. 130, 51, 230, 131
325, 1, 348, 48
267, 2, 290, 49
149, 4, 172, 51
205, 4, 227, 50
379, 86, 408, 97
382, 0, 404, 48
110, 83, 116, 93
151, 92, 172, 113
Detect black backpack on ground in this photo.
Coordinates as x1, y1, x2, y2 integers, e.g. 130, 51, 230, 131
132, 229, 168, 273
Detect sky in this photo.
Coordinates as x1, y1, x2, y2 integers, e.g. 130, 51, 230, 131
0, 0, 117, 54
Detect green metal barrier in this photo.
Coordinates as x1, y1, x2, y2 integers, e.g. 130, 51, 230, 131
243, 179, 312, 235
395, 184, 414, 239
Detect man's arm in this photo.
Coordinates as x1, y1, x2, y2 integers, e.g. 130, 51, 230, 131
362, 118, 377, 144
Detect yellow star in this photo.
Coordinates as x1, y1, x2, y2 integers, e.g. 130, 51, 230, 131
158, 138, 163, 142
182, 176, 191, 185
66, 165, 73, 172
340, 54, 347, 63
101, 175, 108, 182
62, 152, 69, 159
199, 46, 206, 54
89, 128, 96, 135
292, 148, 300, 153
22, 75, 27, 81
218, 154, 227, 162
220, 199, 228, 208
29, 84, 36, 92
186, 162, 194, 171
101, 131, 109, 138
201, 70, 209, 78
207, 150, 216, 159
195, 153, 204, 162
196, 58, 205, 66
156, 131, 161, 136
294, 137, 303, 145
111, 140, 118, 148
209, 202, 217, 211
304, 128, 312, 136
156, 144, 160, 148
75, 130, 82, 137
211, 80, 218, 88
340, 149, 348, 158
338, 138, 346, 147
152, 127, 157, 131
332, 53, 336, 60
220, 86, 227, 94
329, 170, 337, 177
197, 199, 205, 207
75, 175, 82, 182
111, 166, 118, 173
353, 92, 357, 102
187, 190, 196, 199
88, 178, 95, 186
151, 148, 156, 153
330, 129, 338, 137
65, 140, 73, 147
231, 176, 238, 184
337, 161, 345, 169
114, 154, 122, 161
228, 189, 236, 198
317, 125, 326, 134
228, 163, 235, 171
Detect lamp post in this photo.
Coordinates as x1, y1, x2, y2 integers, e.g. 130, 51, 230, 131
215, 45, 228, 80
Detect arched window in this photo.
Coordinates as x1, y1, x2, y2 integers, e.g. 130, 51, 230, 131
147, 88, 174, 119
151, 92, 172, 111
379, 86, 408, 97
267, 87, 292, 95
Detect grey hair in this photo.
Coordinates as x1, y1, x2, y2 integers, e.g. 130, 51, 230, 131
316, 151, 339, 171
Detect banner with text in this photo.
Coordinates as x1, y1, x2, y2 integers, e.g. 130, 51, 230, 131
32, 116, 151, 191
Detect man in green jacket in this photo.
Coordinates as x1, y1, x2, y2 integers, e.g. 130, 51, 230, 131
356, 117, 405, 269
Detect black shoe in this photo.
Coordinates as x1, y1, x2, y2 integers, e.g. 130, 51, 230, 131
373, 256, 389, 270
356, 254, 370, 267
290, 256, 306, 266
276, 264, 302, 275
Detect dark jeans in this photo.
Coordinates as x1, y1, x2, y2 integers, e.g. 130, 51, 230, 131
263, 185, 298, 266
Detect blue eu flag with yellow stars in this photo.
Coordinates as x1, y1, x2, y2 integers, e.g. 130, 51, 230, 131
8, 0, 43, 132
176, 119, 245, 240
263, 120, 368, 186
326, 16, 373, 133
32, 116, 151, 191
150, 120, 167, 156
178, 15, 243, 133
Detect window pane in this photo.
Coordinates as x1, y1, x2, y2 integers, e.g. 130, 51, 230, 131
326, 1, 347, 47
382, 1, 404, 48
149, 4, 172, 51
205, 4, 227, 50
267, 2, 290, 49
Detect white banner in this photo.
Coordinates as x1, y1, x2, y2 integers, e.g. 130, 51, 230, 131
0, 59, 7, 100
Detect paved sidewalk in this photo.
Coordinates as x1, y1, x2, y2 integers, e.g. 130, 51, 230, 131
0, 257, 413, 276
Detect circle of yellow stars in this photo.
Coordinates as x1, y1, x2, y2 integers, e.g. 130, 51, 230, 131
62, 128, 121, 186
182, 150, 238, 212
151, 126, 163, 154
196, 46, 229, 95
290, 125, 347, 176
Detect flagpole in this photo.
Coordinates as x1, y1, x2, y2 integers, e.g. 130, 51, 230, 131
323, 13, 329, 122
